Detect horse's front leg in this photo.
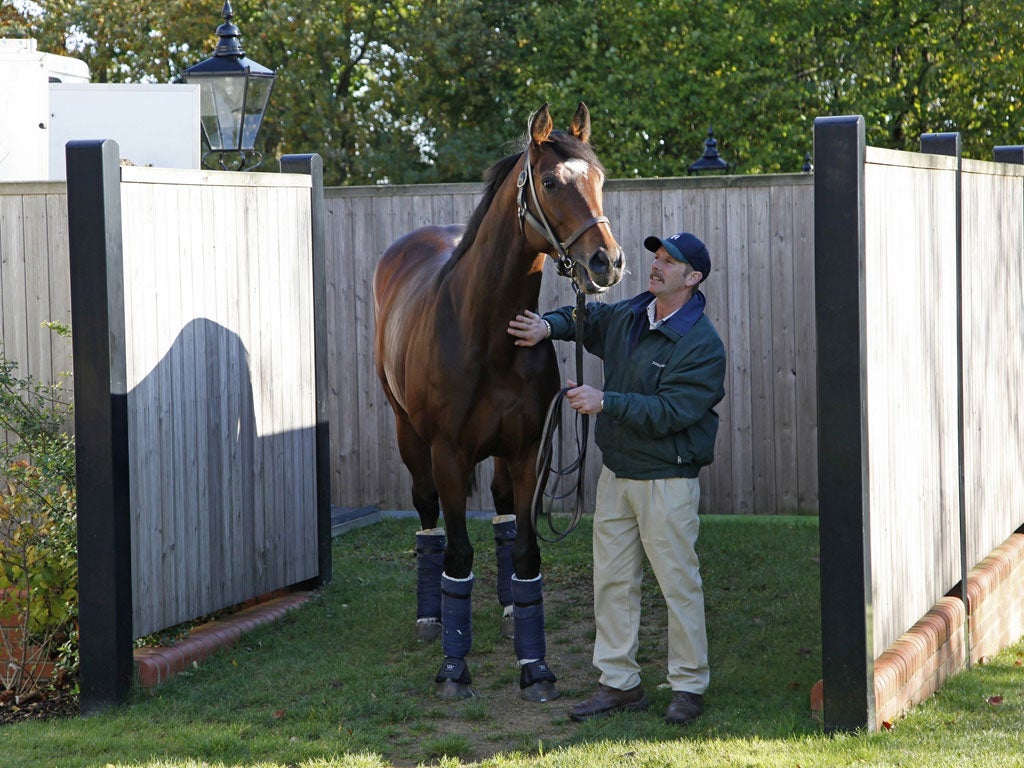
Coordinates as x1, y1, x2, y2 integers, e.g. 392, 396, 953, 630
510, 453, 560, 702
491, 458, 518, 639
431, 442, 476, 700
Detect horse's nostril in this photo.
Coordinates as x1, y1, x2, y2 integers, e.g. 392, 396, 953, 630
589, 250, 610, 275
613, 250, 624, 270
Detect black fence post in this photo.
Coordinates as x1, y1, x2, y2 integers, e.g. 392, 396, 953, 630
813, 115, 874, 733
280, 153, 332, 587
993, 146, 1024, 164
65, 139, 134, 714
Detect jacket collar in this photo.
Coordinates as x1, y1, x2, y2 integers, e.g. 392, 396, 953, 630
628, 290, 706, 336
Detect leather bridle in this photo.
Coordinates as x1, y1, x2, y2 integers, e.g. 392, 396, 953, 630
515, 142, 610, 282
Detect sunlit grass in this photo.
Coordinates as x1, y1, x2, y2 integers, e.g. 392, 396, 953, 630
2, 515, 1023, 767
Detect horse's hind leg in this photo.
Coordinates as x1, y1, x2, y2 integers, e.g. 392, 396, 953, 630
395, 415, 444, 642
491, 458, 517, 639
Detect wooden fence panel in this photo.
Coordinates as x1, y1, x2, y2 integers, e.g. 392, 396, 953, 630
4, 174, 818, 520
815, 118, 1024, 733
326, 174, 817, 516
862, 147, 961, 659
961, 159, 1024, 568
117, 167, 319, 636
0, 183, 74, 431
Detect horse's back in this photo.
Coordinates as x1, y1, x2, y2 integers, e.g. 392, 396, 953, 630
373, 224, 464, 312
373, 224, 464, 414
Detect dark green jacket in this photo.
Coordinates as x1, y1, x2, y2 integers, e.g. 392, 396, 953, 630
544, 290, 725, 480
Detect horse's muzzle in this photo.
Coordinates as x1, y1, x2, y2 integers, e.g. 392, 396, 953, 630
584, 246, 626, 287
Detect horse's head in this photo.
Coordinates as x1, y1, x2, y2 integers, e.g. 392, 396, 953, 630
517, 103, 625, 295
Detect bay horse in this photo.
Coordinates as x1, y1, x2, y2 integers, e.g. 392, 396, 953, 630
373, 103, 624, 701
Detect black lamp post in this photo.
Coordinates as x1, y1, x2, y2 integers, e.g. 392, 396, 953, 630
687, 126, 731, 175
181, 2, 276, 171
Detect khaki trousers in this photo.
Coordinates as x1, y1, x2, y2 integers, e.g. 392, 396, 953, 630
591, 467, 709, 694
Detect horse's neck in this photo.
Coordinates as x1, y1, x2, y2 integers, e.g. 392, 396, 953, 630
446, 208, 547, 340
451, 249, 545, 336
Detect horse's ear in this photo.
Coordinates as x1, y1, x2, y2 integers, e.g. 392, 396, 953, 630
529, 103, 553, 146
570, 102, 591, 144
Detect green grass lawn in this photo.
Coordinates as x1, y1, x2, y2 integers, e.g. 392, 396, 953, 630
2, 514, 1023, 768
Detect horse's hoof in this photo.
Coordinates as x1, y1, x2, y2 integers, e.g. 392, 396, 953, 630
520, 680, 560, 702
415, 620, 442, 642
437, 681, 474, 700
500, 614, 515, 639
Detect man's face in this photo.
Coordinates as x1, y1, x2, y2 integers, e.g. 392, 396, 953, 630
648, 247, 696, 298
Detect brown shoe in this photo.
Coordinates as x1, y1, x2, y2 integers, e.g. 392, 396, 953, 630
568, 683, 648, 722
665, 691, 703, 725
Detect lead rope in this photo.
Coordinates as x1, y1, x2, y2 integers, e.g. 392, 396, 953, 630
531, 286, 589, 543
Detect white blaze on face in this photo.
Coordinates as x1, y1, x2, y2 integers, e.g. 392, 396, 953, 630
558, 158, 595, 185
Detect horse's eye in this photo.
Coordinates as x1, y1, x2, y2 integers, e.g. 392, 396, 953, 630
542, 177, 557, 191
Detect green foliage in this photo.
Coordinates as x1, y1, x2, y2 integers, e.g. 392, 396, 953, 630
3, 2, 1024, 186
0, 347, 77, 700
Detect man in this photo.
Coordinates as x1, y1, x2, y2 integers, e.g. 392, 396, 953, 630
507, 231, 726, 726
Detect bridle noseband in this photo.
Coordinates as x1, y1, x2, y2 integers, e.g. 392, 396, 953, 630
515, 142, 610, 282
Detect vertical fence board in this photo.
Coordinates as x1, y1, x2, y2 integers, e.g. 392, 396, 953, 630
791, 183, 817, 512
44, 192, 73, 381
769, 184, 799, 514
724, 187, 752, 513
326, 195, 358, 508
22, 194, 52, 381
747, 187, 776, 515
0, 195, 29, 376
700, 186, 731, 513
863, 149, 960, 659
355, 197, 386, 507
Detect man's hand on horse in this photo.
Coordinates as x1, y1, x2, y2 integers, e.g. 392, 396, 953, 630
508, 310, 549, 347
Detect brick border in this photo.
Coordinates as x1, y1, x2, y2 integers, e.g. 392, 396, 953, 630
811, 532, 1024, 727
133, 591, 314, 688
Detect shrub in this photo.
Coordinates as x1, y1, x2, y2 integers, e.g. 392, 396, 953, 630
0, 335, 77, 702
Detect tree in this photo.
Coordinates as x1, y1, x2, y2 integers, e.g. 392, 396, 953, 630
4, 0, 1024, 184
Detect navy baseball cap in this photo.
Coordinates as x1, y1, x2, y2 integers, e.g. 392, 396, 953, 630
643, 232, 711, 282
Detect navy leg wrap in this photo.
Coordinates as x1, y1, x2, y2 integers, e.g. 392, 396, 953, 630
415, 530, 445, 622
512, 574, 546, 662
520, 659, 557, 688
441, 572, 474, 660
435, 656, 472, 685
493, 516, 517, 607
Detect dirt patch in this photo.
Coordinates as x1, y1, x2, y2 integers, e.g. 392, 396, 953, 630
0, 677, 78, 726
385, 566, 669, 766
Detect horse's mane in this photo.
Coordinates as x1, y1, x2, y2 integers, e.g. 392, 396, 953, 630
442, 130, 605, 271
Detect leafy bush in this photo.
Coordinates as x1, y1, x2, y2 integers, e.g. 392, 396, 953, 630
0, 336, 77, 702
